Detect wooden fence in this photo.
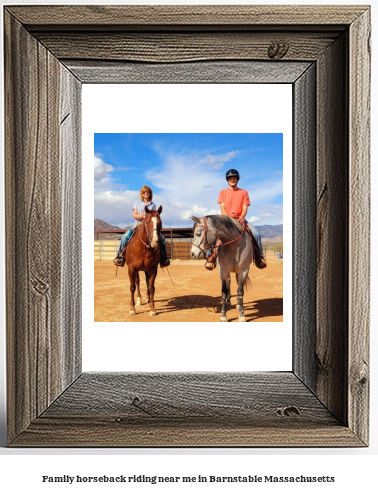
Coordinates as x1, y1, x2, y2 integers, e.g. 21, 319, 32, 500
94, 240, 193, 261
94, 238, 278, 261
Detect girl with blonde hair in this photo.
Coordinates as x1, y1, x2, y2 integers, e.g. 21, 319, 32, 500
114, 185, 170, 267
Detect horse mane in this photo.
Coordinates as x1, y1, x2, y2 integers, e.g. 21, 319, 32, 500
207, 214, 242, 232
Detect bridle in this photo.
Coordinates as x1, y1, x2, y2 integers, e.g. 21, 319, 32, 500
193, 216, 246, 253
139, 215, 160, 248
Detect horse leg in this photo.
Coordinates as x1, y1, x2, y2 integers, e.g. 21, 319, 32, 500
128, 267, 137, 315
226, 277, 231, 305
145, 271, 150, 303
236, 274, 246, 322
235, 274, 240, 309
148, 270, 157, 316
220, 278, 229, 322
135, 271, 142, 306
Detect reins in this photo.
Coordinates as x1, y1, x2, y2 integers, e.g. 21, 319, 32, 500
139, 221, 150, 248
139, 218, 159, 249
196, 216, 246, 251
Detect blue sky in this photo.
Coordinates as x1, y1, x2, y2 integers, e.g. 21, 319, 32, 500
94, 133, 283, 228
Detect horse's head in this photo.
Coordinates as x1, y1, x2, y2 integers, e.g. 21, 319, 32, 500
145, 205, 162, 248
190, 216, 207, 259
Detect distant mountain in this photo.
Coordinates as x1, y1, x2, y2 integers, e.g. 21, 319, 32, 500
255, 224, 283, 239
94, 219, 123, 232
255, 224, 283, 245
94, 219, 283, 243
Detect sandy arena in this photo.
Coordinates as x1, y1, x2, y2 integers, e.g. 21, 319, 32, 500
94, 250, 283, 322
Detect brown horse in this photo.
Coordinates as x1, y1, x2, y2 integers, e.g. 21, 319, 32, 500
126, 205, 162, 316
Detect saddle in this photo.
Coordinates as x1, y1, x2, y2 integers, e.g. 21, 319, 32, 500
205, 226, 261, 270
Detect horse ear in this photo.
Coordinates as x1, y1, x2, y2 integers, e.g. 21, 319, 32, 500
145, 206, 150, 213
191, 216, 200, 223
157, 205, 162, 214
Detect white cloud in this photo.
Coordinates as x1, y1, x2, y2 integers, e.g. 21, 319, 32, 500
145, 152, 226, 219
94, 189, 138, 228
94, 154, 114, 182
93, 149, 283, 228
204, 150, 239, 170
248, 215, 260, 224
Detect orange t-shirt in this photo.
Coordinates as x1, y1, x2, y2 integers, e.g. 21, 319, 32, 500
217, 188, 250, 218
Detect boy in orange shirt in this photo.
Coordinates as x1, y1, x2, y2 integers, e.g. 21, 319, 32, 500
206, 169, 267, 270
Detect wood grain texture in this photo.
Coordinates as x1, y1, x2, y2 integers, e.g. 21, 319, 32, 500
42, 373, 333, 422
5, 12, 60, 442
348, 9, 371, 445
316, 34, 349, 425
4, 11, 81, 443
6, 5, 368, 29
36, 32, 339, 63
4, 5, 370, 447
11, 419, 363, 448
60, 66, 82, 389
12, 373, 363, 447
293, 64, 317, 390
65, 60, 312, 84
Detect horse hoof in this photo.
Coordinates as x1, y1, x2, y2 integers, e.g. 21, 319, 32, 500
129, 310, 136, 316
239, 316, 246, 322
136, 298, 141, 306
220, 316, 228, 322
150, 311, 157, 316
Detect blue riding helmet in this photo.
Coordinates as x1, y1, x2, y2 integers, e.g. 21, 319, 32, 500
225, 169, 240, 180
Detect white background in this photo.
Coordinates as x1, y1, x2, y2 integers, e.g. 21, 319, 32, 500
0, 0, 377, 497
84, 83, 292, 372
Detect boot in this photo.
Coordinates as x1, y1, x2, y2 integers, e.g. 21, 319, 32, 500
113, 247, 126, 267
248, 229, 267, 269
256, 255, 267, 269
113, 255, 125, 267
159, 239, 170, 268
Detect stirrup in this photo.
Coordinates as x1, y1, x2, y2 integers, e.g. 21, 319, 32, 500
113, 256, 125, 267
160, 259, 170, 268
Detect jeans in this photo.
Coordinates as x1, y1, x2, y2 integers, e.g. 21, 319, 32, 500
249, 224, 264, 256
117, 229, 132, 255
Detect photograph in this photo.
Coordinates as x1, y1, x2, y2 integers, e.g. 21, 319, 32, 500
84, 86, 292, 373
94, 133, 284, 323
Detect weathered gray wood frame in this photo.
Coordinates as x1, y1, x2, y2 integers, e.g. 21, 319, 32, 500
4, 5, 370, 447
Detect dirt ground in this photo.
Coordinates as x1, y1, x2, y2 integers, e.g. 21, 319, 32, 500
94, 250, 283, 322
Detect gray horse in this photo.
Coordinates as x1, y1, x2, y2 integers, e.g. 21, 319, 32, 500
191, 215, 253, 322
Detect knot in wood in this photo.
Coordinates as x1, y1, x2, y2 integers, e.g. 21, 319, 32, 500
268, 41, 289, 59
32, 279, 49, 295
277, 406, 300, 417
132, 396, 142, 406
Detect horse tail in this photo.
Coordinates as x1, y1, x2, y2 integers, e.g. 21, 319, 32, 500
243, 275, 252, 291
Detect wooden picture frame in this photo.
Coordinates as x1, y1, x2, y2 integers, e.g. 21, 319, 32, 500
4, 5, 370, 447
